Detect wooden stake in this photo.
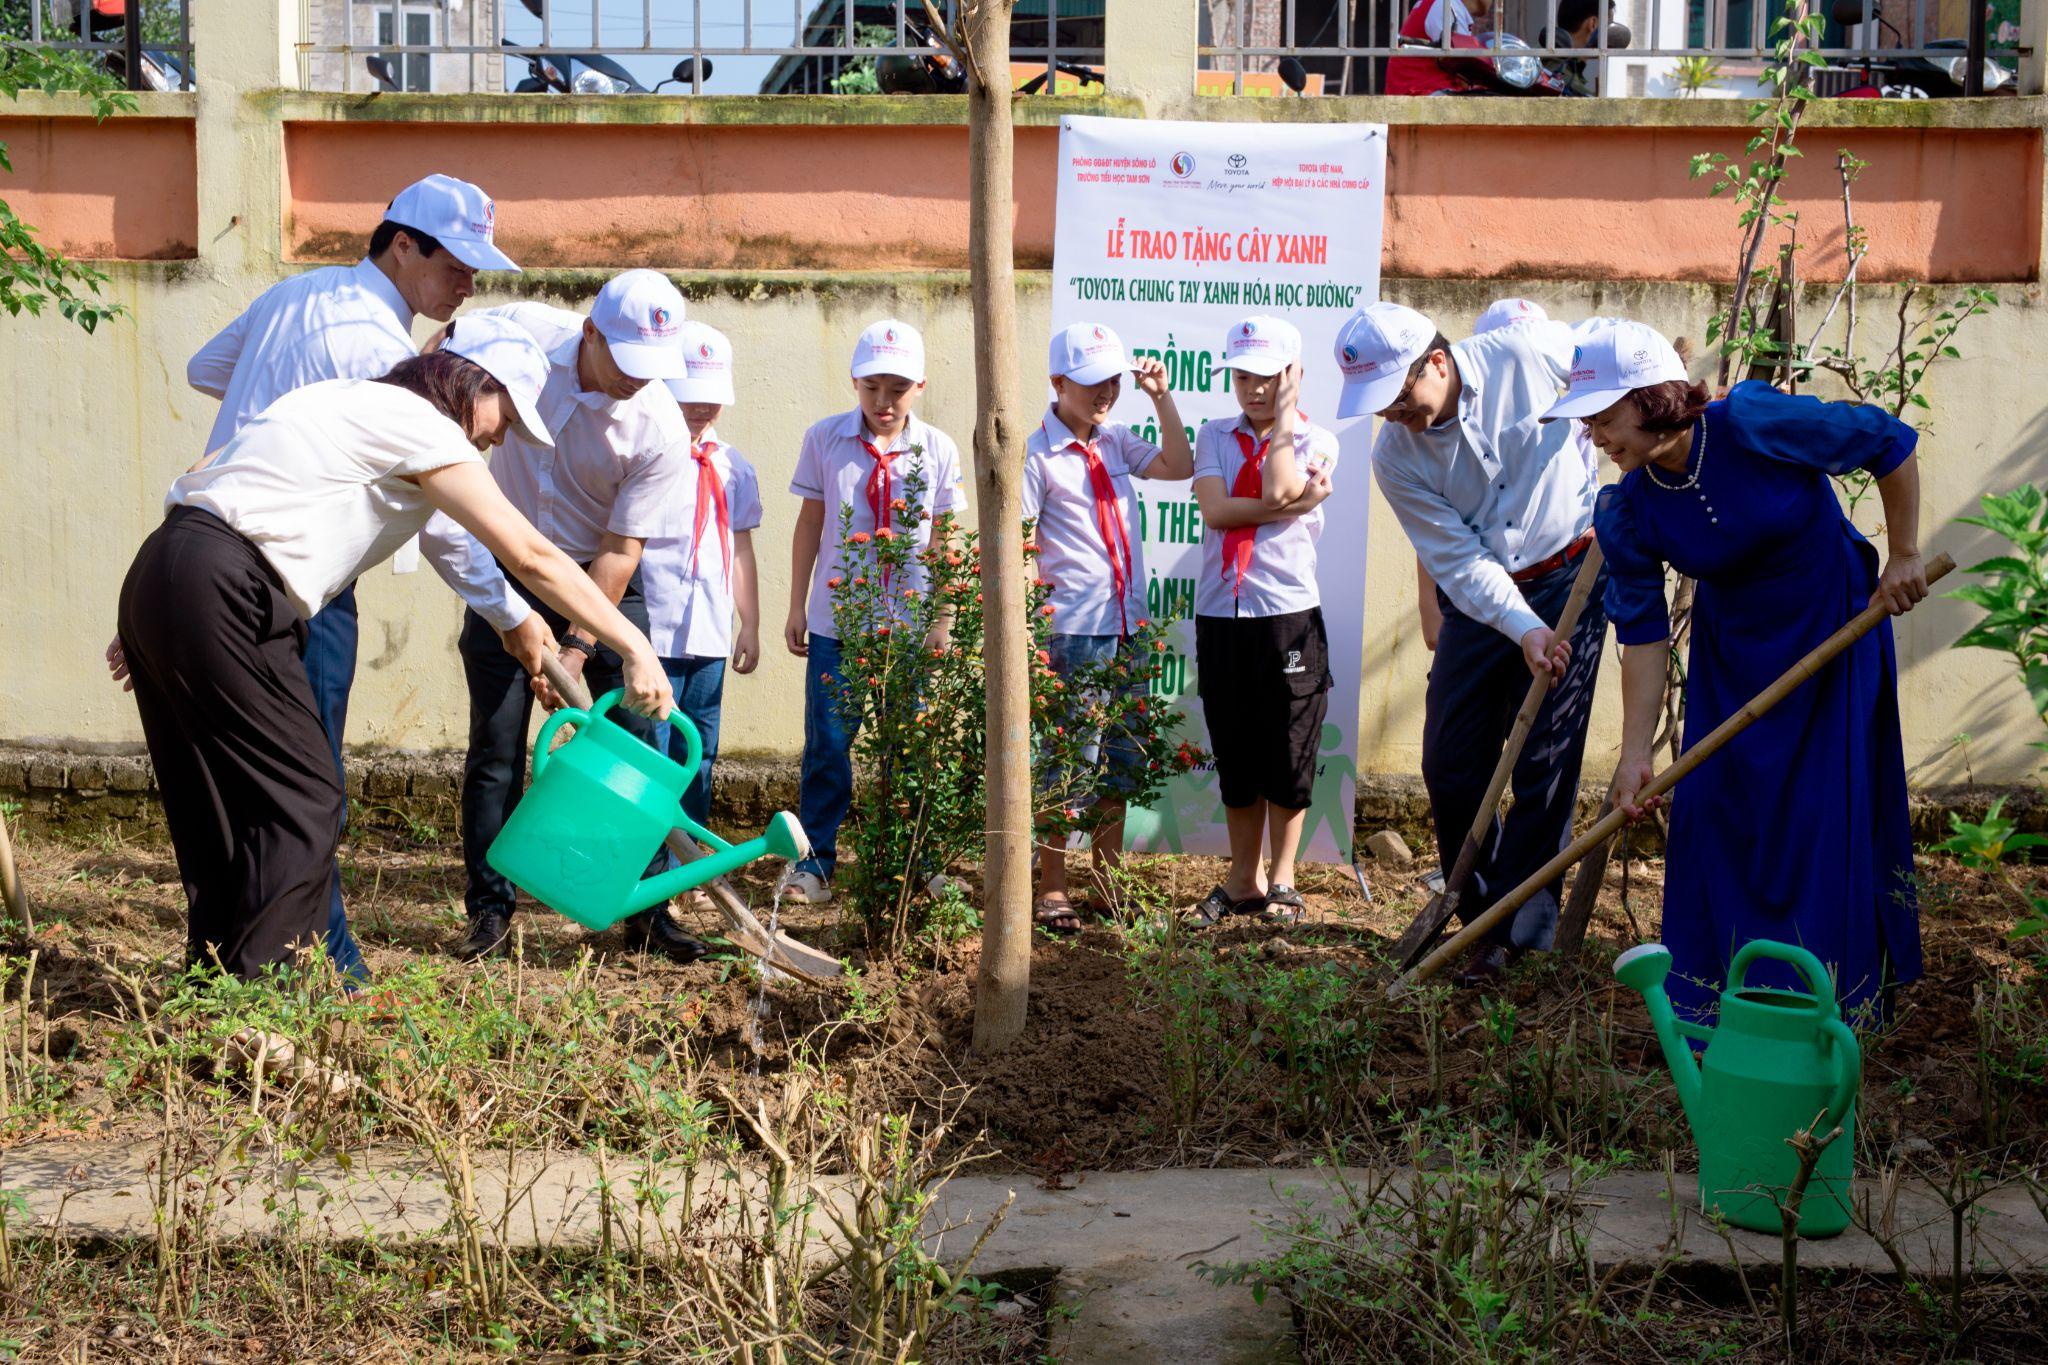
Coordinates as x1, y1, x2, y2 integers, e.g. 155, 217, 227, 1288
1391, 551, 1954, 997
1390, 542, 1607, 970
0, 807, 30, 934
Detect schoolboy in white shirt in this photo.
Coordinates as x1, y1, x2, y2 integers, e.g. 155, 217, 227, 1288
1188, 316, 1338, 928
1022, 322, 1192, 934
642, 321, 762, 837
782, 320, 967, 903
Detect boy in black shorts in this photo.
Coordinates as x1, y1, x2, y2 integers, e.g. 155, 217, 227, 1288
1188, 315, 1339, 924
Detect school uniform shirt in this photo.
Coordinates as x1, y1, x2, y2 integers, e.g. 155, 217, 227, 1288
1191, 414, 1341, 620
185, 258, 529, 629
167, 379, 486, 621
1021, 409, 1166, 638
641, 430, 763, 659
420, 302, 693, 585
1374, 319, 1597, 643
790, 409, 967, 641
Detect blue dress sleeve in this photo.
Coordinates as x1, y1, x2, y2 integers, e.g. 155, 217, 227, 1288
1722, 379, 1918, 479
1593, 482, 1672, 646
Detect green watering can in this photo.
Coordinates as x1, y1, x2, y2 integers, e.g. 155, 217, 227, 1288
485, 689, 808, 931
1614, 939, 1861, 1237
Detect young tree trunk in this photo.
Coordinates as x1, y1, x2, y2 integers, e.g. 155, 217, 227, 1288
960, 0, 1033, 1054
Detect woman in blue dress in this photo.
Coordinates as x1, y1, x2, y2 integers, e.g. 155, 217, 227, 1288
1544, 321, 1931, 1029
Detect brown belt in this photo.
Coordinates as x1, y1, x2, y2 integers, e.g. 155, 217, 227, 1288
1509, 529, 1595, 584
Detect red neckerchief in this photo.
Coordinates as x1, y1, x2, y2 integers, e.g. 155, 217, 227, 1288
1223, 428, 1271, 600
688, 438, 731, 580
861, 427, 905, 590
1048, 421, 1134, 636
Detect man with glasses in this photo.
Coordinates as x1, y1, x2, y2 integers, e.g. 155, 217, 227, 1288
1333, 302, 1607, 986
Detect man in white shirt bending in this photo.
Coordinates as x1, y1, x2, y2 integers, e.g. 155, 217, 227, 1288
421, 270, 706, 964
161, 173, 537, 982
1337, 303, 1609, 986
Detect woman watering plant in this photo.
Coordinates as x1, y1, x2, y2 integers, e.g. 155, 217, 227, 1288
1545, 321, 1929, 1030
109, 315, 670, 983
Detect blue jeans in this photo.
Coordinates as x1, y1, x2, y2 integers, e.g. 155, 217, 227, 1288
656, 656, 726, 829
301, 583, 368, 983
795, 633, 861, 880
1044, 633, 1146, 800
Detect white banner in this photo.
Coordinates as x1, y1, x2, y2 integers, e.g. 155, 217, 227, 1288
1051, 115, 1387, 863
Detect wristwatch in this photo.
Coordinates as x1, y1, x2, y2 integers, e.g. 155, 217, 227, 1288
560, 636, 596, 659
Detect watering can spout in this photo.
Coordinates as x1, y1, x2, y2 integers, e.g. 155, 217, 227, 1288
622, 812, 814, 917
1614, 943, 1705, 1127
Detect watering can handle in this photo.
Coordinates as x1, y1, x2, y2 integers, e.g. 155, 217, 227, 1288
530, 704, 591, 780
1819, 1016, 1862, 1133
1727, 939, 1838, 1015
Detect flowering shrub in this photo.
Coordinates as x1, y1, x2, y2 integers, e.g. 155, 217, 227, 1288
826, 471, 1201, 954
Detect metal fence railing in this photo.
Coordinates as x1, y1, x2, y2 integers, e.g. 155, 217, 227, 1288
1, 0, 195, 89
296, 0, 1109, 97
1198, 0, 2027, 99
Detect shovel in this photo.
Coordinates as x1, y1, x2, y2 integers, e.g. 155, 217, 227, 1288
538, 654, 843, 983
1389, 542, 1607, 971
1389, 550, 1953, 998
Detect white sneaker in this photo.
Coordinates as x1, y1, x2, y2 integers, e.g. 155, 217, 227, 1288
786, 869, 833, 904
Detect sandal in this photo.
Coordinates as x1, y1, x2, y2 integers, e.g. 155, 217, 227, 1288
1034, 895, 1083, 936
1188, 885, 1267, 927
1262, 885, 1308, 924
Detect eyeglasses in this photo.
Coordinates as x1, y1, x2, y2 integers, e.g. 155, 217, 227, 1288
1378, 353, 1434, 419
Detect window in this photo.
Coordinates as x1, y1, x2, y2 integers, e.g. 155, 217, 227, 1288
376, 9, 435, 92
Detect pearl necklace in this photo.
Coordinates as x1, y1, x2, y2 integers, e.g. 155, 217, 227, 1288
1645, 422, 1718, 524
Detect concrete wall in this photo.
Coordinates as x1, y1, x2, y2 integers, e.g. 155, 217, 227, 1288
2, 0, 2045, 790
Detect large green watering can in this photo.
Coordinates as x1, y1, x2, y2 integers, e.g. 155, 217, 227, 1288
1614, 939, 1861, 1237
485, 689, 808, 931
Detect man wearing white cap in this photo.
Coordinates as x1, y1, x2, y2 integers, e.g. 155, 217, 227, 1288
420, 269, 706, 963
1023, 322, 1192, 932
114, 316, 669, 983
112, 173, 533, 982
638, 320, 763, 840
1337, 300, 1607, 986
781, 318, 967, 903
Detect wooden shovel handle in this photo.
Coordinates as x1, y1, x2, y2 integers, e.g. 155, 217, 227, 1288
1390, 550, 1954, 997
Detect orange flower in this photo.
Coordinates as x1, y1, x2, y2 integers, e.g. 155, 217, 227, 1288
875, 526, 896, 542
1039, 604, 1056, 618
1151, 639, 1167, 652
849, 531, 871, 545
854, 576, 868, 587
903, 588, 920, 600
856, 656, 870, 666
1021, 541, 1040, 556
890, 497, 909, 513
877, 626, 892, 638
826, 576, 843, 589
946, 551, 964, 566
1035, 650, 1051, 665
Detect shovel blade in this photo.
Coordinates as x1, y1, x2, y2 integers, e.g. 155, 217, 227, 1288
1390, 889, 1458, 972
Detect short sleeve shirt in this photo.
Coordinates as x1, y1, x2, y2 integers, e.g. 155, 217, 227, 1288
168, 380, 483, 620
1192, 414, 1340, 620
1021, 408, 1165, 638
477, 302, 692, 561
791, 410, 967, 640
640, 431, 764, 659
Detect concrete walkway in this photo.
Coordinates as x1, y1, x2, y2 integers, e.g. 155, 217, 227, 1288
6, 1143, 2043, 1363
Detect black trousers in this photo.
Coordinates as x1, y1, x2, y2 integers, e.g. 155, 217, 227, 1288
456, 565, 662, 921
118, 507, 343, 979
1421, 553, 1607, 951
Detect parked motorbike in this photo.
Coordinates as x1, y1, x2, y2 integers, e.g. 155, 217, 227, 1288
1395, 32, 1580, 96
1824, 0, 2013, 97
48, 0, 192, 90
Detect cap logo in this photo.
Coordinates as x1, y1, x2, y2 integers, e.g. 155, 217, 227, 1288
1171, 152, 1196, 177
1631, 348, 1650, 362
1341, 344, 1357, 363
469, 198, 496, 239
1092, 325, 1105, 339
1240, 322, 1254, 337
884, 326, 898, 343
653, 307, 671, 329
699, 341, 713, 358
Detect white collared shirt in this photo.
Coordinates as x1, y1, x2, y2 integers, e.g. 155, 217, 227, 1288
169, 380, 484, 621
421, 302, 694, 608
1191, 414, 1340, 620
790, 409, 967, 641
184, 257, 529, 630
1022, 408, 1165, 637
1373, 319, 1597, 642
641, 429, 763, 659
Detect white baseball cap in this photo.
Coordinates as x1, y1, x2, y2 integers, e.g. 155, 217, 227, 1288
1543, 320, 1689, 422
1221, 315, 1301, 377
383, 174, 519, 274
1475, 298, 1548, 334
1049, 321, 1131, 386
442, 312, 553, 446
668, 320, 737, 405
1333, 303, 1436, 419
850, 319, 926, 383
587, 270, 688, 381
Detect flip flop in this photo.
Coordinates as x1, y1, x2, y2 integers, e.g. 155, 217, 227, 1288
1262, 885, 1308, 924
1034, 895, 1083, 936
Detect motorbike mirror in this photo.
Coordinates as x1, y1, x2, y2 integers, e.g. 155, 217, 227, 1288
669, 57, 713, 85
1606, 21, 1632, 48
1829, 0, 1874, 25
1278, 56, 1309, 94
365, 55, 400, 91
